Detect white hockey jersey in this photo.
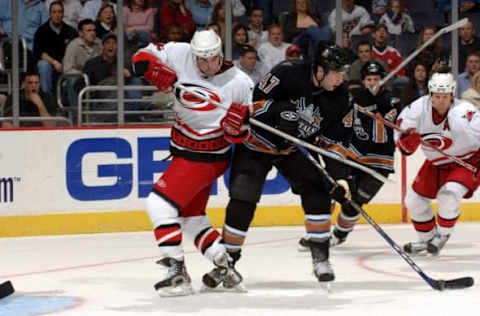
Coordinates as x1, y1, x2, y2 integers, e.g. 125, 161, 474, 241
138, 42, 254, 161
395, 95, 480, 166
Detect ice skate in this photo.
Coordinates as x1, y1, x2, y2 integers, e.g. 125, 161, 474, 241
403, 241, 428, 254
427, 234, 450, 255
298, 237, 309, 252
330, 229, 347, 247
154, 257, 194, 297
310, 239, 335, 288
201, 252, 245, 293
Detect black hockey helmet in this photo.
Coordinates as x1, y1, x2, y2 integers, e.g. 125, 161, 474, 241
361, 60, 386, 79
314, 42, 349, 73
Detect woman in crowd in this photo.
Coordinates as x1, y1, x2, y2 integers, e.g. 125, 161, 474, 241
462, 71, 480, 109
378, 0, 415, 35
402, 60, 429, 107
124, 0, 156, 45
95, 4, 117, 40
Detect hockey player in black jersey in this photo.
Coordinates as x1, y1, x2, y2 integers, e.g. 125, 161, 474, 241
201, 43, 353, 290
299, 60, 402, 250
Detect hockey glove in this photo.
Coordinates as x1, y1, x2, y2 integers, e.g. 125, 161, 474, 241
397, 127, 421, 155
132, 51, 177, 91
221, 103, 250, 143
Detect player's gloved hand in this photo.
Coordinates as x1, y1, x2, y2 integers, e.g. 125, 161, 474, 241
132, 51, 177, 91
397, 127, 421, 155
337, 179, 351, 200
221, 103, 250, 143
329, 182, 348, 204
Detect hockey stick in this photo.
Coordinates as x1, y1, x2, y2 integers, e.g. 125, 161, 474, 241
355, 104, 478, 173
378, 18, 468, 89
296, 145, 474, 291
174, 82, 391, 183
0, 280, 14, 299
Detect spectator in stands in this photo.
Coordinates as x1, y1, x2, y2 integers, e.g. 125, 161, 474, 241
95, 4, 117, 40
232, 24, 253, 60
458, 52, 480, 96
414, 25, 449, 74
0, 0, 49, 51
80, 0, 116, 21
459, 19, 480, 73
378, 0, 415, 36
1, 71, 57, 128
462, 71, 480, 108
124, 0, 156, 45
159, 0, 195, 40
82, 33, 145, 121
402, 60, 429, 107
45, 0, 83, 29
257, 24, 291, 71
233, 44, 267, 84
285, 44, 302, 60
33, 1, 78, 95
371, 24, 405, 77
281, 0, 331, 57
342, 30, 357, 63
185, 0, 214, 30
247, 7, 267, 48
209, 0, 228, 42
328, 0, 373, 36
348, 40, 388, 81
165, 23, 185, 42
206, 21, 221, 37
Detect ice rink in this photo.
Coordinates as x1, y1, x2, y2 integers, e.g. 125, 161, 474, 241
1, 223, 480, 316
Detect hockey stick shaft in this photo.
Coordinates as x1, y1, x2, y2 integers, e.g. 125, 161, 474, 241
296, 145, 473, 291
355, 104, 478, 173
174, 82, 391, 183
378, 18, 468, 88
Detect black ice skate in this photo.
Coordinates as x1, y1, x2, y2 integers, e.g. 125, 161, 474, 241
310, 240, 335, 284
154, 257, 194, 297
403, 241, 428, 254
330, 228, 347, 247
427, 234, 450, 255
298, 237, 309, 252
201, 252, 245, 292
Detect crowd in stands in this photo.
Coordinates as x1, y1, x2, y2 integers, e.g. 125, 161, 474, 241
2, 0, 480, 127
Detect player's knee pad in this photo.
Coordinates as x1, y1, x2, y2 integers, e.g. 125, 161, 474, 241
340, 201, 359, 217
146, 192, 180, 228
404, 188, 433, 221
182, 215, 223, 261
225, 199, 256, 232
229, 173, 264, 204
436, 182, 466, 233
300, 192, 331, 216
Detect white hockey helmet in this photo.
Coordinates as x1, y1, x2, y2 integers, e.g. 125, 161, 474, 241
190, 30, 223, 58
428, 72, 456, 95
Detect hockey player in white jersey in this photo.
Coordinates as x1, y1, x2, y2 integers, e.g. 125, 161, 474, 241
396, 72, 480, 255
132, 30, 254, 296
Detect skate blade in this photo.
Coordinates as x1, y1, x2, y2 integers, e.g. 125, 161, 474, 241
319, 282, 333, 293
157, 284, 194, 297
297, 245, 309, 252
200, 283, 247, 293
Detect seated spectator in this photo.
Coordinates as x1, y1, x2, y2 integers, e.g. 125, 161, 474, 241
206, 21, 221, 37
165, 23, 185, 42
33, 1, 78, 95
1, 71, 57, 128
83, 33, 145, 121
95, 4, 117, 40
402, 60, 429, 107
459, 19, 480, 73
233, 44, 268, 84
232, 24, 254, 60
247, 7, 267, 49
413, 25, 449, 74
378, 0, 415, 36
62, 19, 102, 107
348, 40, 388, 81
371, 0, 388, 23
185, 0, 214, 30
285, 44, 302, 61
281, 0, 331, 57
342, 30, 357, 63
159, 0, 195, 41
462, 70, 480, 109
45, 0, 83, 29
458, 52, 480, 96
209, 0, 234, 42
328, 0, 373, 36
371, 24, 405, 77
80, 0, 116, 21
124, 0, 156, 45
257, 24, 291, 71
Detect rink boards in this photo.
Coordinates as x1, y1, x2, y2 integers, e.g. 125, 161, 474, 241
0, 126, 479, 237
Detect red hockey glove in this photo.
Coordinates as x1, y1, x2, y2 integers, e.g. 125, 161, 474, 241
221, 103, 250, 143
397, 127, 421, 155
132, 51, 176, 91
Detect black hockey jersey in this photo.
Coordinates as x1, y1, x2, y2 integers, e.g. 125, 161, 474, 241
347, 87, 401, 172
245, 60, 352, 155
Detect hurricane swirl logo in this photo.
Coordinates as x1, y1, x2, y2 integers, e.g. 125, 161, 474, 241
422, 133, 453, 151
176, 84, 221, 111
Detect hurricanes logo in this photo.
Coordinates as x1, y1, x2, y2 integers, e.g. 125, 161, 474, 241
422, 133, 453, 151
176, 84, 221, 111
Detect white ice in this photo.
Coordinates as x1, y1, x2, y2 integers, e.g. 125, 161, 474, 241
1, 223, 480, 316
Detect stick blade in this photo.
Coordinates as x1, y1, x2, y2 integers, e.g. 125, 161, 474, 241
443, 18, 469, 33
433, 277, 474, 291
0, 280, 14, 299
